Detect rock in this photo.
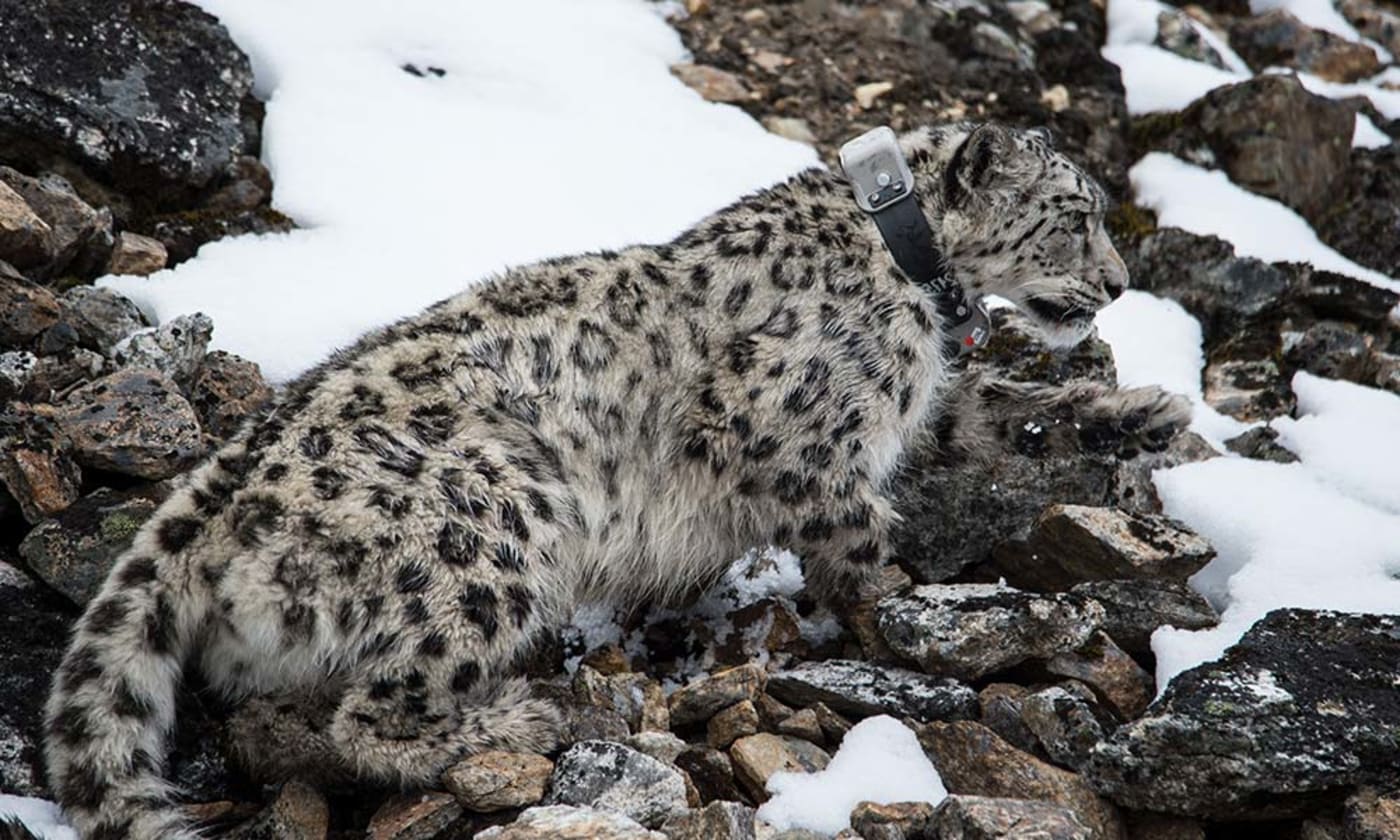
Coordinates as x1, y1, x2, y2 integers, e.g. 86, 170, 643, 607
1069, 580, 1218, 654
1223, 426, 1299, 465
978, 684, 1040, 756
1229, 11, 1382, 83
1124, 813, 1206, 840
848, 801, 935, 840
930, 795, 1093, 839
754, 694, 796, 731
146, 205, 294, 267
574, 665, 669, 734
709, 701, 761, 750
1154, 10, 1228, 70
1345, 787, 1400, 840
660, 801, 756, 840
0, 408, 82, 522
623, 731, 689, 766
669, 664, 766, 728
775, 709, 824, 745
0, 0, 256, 209
22, 348, 105, 403
1337, 0, 1400, 56
0, 272, 60, 346
1085, 609, 1400, 818
0, 351, 36, 401
766, 660, 977, 724
60, 285, 149, 355
1046, 632, 1153, 721
676, 745, 745, 805
810, 703, 853, 748
671, 64, 752, 103
546, 741, 688, 828
1371, 352, 1400, 396
55, 367, 203, 479
1284, 320, 1373, 383
0, 168, 112, 278
36, 321, 78, 356
107, 231, 168, 276
476, 805, 664, 839
226, 780, 328, 840
729, 734, 831, 803
1021, 686, 1106, 772
443, 751, 553, 813
188, 350, 272, 441
366, 792, 466, 840
919, 721, 1125, 839
18, 483, 168, 606
716, 598, 804, 668
112, 312, 214, 387
0, 182, 52, 269
854, 81, 895, 110
990, 505, 1215, 592
0, 558, 73, 796
761, 117, 817, 145
1316, 145, 1400, 279
876, 584, 1104, 681
1202, 357, 1295, 422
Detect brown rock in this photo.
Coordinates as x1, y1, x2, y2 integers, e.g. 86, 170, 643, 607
977, 684, 1039, 755
670, 664, 766, 727
55, 367, 204, 479
729, 733, 831, 802
0, 181, 52, 269
0, 271, 60, 347
581, 643, 631, 675
188, 350, 273, 442
1125, 812, 1206, 840
709, 700, 761, 749
1070, 580, 1219, 655
0, 408, 82, 522
676, 745, 745, 804
1046, 632, 1154, 720
227, 780, 328, 840
476, 805, 664, 839
1338, 0, 1400, 56
755, 693, 796, 730
718, 598, 803, 666
574, 666, 670, 734
811, 703, 852, 747
671, 63, 752, 103
1345, 787, 1400, 840
918, 721, 1126, 839
930, 795, 1093, 838
107, 231, 168, 276
367, 792, 465, 840
59, 285, 148, 354
1203, 357, 1295, 422
0, 168, 112, 278
850, 565, 910, 661
443, 751, 553, 813
849, 801, 935, 840
1230, 10, 1382, 83
775, 709, 824, 745
660, 801, 756, 840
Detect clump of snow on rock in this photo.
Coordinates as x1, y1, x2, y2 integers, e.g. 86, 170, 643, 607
101, 0, 817, 382
0, 796, 76, 840
756, 716, 947, 835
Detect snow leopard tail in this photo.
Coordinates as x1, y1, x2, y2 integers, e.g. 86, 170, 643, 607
43, 542, 215, 840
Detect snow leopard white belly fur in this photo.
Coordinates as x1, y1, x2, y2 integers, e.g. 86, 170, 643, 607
46, 123, 1154, 839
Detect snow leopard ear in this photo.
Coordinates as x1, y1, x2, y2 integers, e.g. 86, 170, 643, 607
942, 123, 1016, 209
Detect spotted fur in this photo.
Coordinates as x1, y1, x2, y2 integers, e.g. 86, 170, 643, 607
45, 123, 1150, 839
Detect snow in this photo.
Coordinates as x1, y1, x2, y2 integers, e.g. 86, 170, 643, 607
101, 0, 818, 382
756, 716, 947, 835
1130, 153, 1400, 294
1102, 43, 1248, 114
0, 796, 76, 840
1353, 113, 1391, 149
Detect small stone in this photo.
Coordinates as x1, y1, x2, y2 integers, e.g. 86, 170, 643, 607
18, 484, 168, 606
761, 117, 818, 146
1040, 84, 1071, 113
811, 703, 853, 747
581, 643, 631, 675
918, 721, 1125, 839
1046, 632, 1153, 720
767, 659, 976, 723
660, 801, 756, 840
754, 693, 796, 731
0, 272, 60, 347
1203, 357, 1295, 421
930, 795, 1092, 839
1345, 787, 1400, 839
227, 780, 328, 840
1230, 9, 1382, 82
56, 368, 204, 479
729, 734, 831, 802
112, 312, 214, 388
684, 0, 710, 15
574, 666, 670, 734
1222, 426, 1299, 465
671, 64, 752, 103
1154, 10, 1229, 69
622, 731, 688, 766
991, 505, 1215, 591
1284, 320, 1372, 383
60, 286, 149, 355
188, 350, 272, 442
0, 169, 113, 278
669, 664, 765, 727
545, 741, 688, 828
876, 584, 1104, 681
740, 8, 769, 24
775, 709, 823, 745
709, 700, 761, 750
476, 805, 664, 839
22, 348, 104, 402
0, 181, 53, 269
443, 751, 553, 813
751, 50, 792, 74
1021, 686, 1106, 771
367, 792, 465, 840
977, 684, 1039, 755
849, 801, 935, 840
676, 746, 744, 804
0, 408, 82, 523
849, 565, 910, 662
1070, 580, 1219, 654
854, 81, 894, 110
107, 232, 168, 276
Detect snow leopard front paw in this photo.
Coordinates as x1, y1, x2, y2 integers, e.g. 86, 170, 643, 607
1079, 385, 1192, 454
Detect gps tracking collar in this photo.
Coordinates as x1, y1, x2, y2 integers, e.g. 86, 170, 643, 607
838, 127, 991, 357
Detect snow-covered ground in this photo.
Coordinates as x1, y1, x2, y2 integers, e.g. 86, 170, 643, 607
1097, 0, 1400, 688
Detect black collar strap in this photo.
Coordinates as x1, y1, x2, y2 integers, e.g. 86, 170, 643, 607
838, 127, 991, 357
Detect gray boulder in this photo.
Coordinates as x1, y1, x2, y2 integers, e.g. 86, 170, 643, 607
545, 741, 688, 829
766, 659, 976, 724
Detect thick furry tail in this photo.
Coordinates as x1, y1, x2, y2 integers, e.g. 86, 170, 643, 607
43, 549, 210, 840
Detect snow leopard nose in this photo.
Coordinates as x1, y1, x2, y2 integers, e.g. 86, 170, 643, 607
1104, 275, 1125, 300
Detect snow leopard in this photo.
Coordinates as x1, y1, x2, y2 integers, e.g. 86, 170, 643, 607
44, 122, 1186, 839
